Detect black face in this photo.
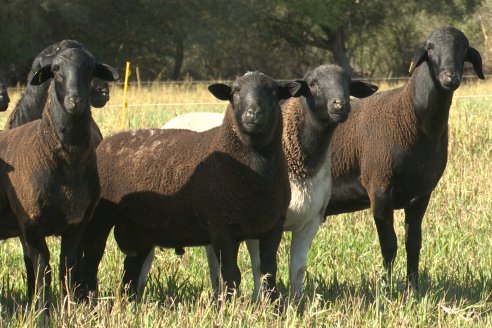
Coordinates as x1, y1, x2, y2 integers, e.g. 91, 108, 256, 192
30, 40, 111, 108
30, 47, 119, 115
304, 65, 352, 124
0, 82, 9, 112
409, 26, 485, 91
231, 72, 286, 135
208, 71, 307, 146
90, 77, 110, 108
303, 65, 378, 125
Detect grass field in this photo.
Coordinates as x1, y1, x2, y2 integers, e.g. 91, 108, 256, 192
0, 78, 490, 327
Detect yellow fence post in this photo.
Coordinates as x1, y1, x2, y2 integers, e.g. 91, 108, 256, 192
120, 61, 131, 129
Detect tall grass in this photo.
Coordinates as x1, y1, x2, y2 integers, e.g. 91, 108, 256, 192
0, 79, 490, 327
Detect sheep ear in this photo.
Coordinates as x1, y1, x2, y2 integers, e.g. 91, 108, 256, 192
94, 63, 120, 82
408, 47, 428, 76
278, 80, 307, 99
30, 65, 54, 86
350, 81, 378, 98
465, 47, 485, 80
208, 83, 231, 101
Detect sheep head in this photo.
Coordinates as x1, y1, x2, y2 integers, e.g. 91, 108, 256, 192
30, 40, 113, 108
30, 47, 119, 115
408, 26, 485, 91
301, 64, 377, 125
209, 71, 308, 147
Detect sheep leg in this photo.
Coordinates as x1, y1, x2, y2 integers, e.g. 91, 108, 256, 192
59, 221, 87, 300
211, 228, 241, 298
21, 225, 51, 311
404, 195, 430, 292
204, 245, 220, 292
245, 239, 261, 300
258, 218, 284, 300
371, 190, 397, 285
78, 202, 116, 298
289, 217, 320, 298
122, 246, 155, 300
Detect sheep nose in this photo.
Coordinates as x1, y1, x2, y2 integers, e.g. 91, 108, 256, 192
333, 99, 344, 110
246, 106, 264, 122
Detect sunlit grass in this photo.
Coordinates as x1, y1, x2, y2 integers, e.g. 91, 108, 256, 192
0, 78, 490, 326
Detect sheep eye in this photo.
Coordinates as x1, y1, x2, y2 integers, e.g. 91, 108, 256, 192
52, 64, 60, 72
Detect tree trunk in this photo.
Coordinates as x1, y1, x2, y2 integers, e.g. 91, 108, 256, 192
171, 37, 184, 80
325, 26, 354, 76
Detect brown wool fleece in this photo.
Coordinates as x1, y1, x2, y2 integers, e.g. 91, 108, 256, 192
0, 85, 99, 236
330, 73, 418, 195
95, 103, 290, 245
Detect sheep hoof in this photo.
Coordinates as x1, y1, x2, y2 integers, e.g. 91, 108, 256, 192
174, 247, 185, 256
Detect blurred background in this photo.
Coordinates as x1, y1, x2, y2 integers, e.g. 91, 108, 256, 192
0, 0, 490, 84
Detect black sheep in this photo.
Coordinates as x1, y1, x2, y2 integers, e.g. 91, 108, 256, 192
325, 26, 484, 291
79, 72, 308, 300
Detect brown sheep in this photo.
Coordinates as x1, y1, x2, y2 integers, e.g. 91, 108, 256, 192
324, 26, 485, 291
0, 47, 118, 311
79, 72, 309, 300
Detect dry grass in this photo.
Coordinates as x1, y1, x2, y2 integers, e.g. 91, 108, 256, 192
0, 78, 490, 327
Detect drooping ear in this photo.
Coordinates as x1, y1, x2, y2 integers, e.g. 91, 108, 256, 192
94, 63, 120, 82
208, 83, 231, 101
408, 47, 428, 76
465, 47, 485, 80
30, 65, 54, 86
278, 80, 308, 99
350, 81, 378, 98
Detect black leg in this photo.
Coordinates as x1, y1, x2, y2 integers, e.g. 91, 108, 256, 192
258, 218, 284, 300
60, 221, 87, 299
371, 190, 397, 283
78, 202, 116, 299
122, 246, 155, 300
211, 227, 241, 298
404, 195, 430, 292
21, 224, 51, 309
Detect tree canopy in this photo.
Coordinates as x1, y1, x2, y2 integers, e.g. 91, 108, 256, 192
0, 0, 487, 84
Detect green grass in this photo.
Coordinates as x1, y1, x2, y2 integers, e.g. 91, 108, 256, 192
0, 81, 490, 327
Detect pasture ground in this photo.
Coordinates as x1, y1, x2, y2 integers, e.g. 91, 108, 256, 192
0, 78, 490, 327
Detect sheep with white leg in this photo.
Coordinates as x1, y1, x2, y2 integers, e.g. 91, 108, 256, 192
79, 72, 309, 300
163, 65, 378, 298
325, 26, 485, 291
0, 47, 118, 310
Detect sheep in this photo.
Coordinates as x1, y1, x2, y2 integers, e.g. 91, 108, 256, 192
0, 74, 10, 112
324, 26, 485, 291
0, 47, 119, 309
163, 65, 378, 298
78, 72, 309, 300
4, 40, 111, 145
162, 112, 224, 131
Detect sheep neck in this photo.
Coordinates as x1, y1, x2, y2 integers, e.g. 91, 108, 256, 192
41, 83, 93, 159
282, 97, 333, 180
218, 105, 285, 179
5, 83, 49, 129
412, 62, 454, 141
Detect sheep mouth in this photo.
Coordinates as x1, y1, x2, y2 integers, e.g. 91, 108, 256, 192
242, 121, 266, 133
328, 112, 348, 123
440, 81, 460, 91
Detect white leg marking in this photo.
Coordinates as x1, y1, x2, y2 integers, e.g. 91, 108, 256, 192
245, 239, 261, 300
137, 247, 155, 299
289, 217, 321, 297
205, 245, 221, 292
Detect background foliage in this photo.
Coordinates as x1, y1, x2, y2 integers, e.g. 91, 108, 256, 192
0, 0, 490, 83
